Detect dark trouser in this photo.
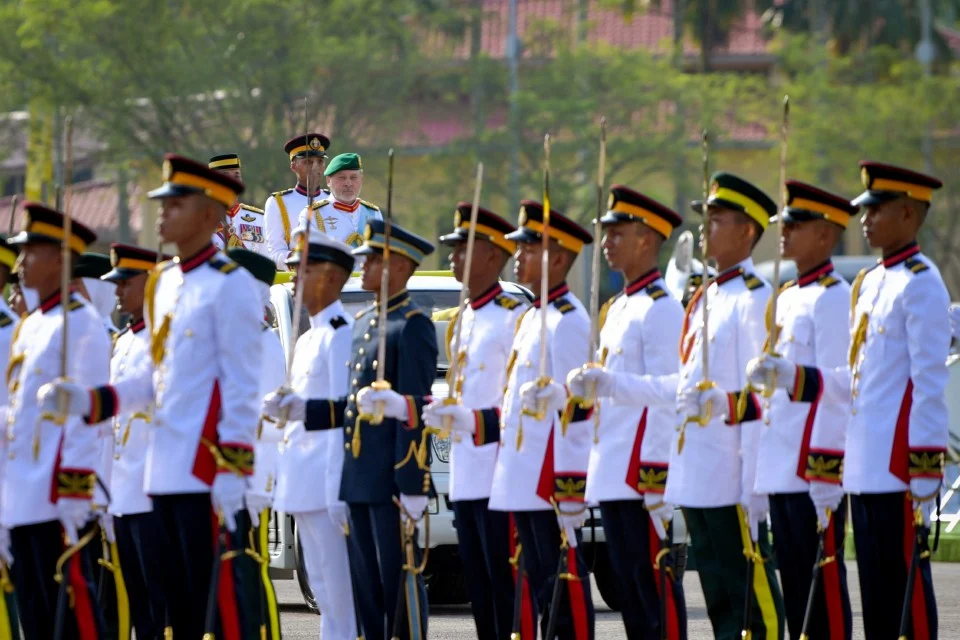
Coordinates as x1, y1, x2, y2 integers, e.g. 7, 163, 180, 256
600, 500, 687, 640
451, 499, 516, 640
10, 520, 106, 640
850, 492, 937, 640
347, 501, 427, 640
151, 493, 263, 639
513, 510, 594, 640
769, 492, 852, 639
683, 505, 784, 640
115, 510, 170, 639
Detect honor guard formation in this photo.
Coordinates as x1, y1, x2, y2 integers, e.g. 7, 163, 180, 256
0, 118, 950, 640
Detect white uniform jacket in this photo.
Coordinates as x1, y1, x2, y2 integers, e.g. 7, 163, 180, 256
93, 245, 263, 495
586, 270, 683, 504
0, 301, 19, 515
263, 186, 327, 269
446, 284, 528, 502
273, 300, 353, 514
666, 258, 771, 508
1, 290, 110, 528
755, 263, 850, 494
217, 202, 270, 258
297, 198, 382, 249
489, 283, 592, 512
247, 326, 287, 502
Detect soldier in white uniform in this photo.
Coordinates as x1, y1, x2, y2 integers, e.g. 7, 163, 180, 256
262, 232, 358, 640
296, 153, 382, 249
487, 200, 596, 640
263, 134, 330, 269
751, 162, 948, 639
43, 154, 266, 637
4, 203, 111, 637
675, 173, 784, 639
566, 185, 687, 639
0, 236, 19, 632
421, 204, 529, 640
209, 154, 271, 258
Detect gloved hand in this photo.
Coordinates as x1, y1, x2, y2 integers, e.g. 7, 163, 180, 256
357, 386, 409, 422
745, 355, 796, 391
644, 493, 674, 542
57, 497, 93, 544
261, 388, 305, 422
245, 491, 273, 528
37, 380, 91, 418
422, 401, 475, 435
518, 379, 566, 417
399, 494, 429, 523
949, 303, 960, 340
328, 503, 349, 533
556, 507, 586, 549
808, 481, 844, 530
212, 473, 247, 533
99, 512, 116, 544
741, 493, 769, 542
566, 366, 614, 400
0, 527, 12, 566
911, 477, 942, 528
676, 385, 729, 422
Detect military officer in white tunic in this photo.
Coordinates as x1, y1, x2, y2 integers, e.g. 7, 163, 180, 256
296, 153, 382, 249
264, 134, 330, 269
675, 173, 785, 639
262, 232, 358, 640
420, 203, 528, 640
0, 236, 18, 632
209, 154, 270, 257
566, 185, 687, 639
3, 203, 111, 638
751, 162, 948, 639
487, 200, 596, 640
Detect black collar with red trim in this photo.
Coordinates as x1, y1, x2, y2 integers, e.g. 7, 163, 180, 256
625, 268, 662, 296
715, 266, 744, 286
533, 282, 569, 308
798, 261, 834, 287
177, 244, 218, 273
129, 318, 146, 334
294, 184, 325, 198
882, 242, 920, 269
39, 287, 78, 315
470, 283, 503, 310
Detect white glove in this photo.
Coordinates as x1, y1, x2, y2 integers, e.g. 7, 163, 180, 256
566, 367, 615, 400
328, 503, 349, 532
644, 493, 673, 542
57, 497, 93, 544
0, 527, 12, 566
422, 401, 475, 435
745, 355, 796, 391
261, 389, 305, 422
245, 491, 273, 528
949, 303, 960, 340
741, 493, 769, 542
676, 385, 729, 422
357, 386, 409, 422
399, 494, 429, 523
212, 473, 247, 533
556, 507, 586, 549
808, 481, 844, 530
37, 381, 91, 418
100, 512, 116, 544
519, 379, 567, 417
911, 477, 942, 528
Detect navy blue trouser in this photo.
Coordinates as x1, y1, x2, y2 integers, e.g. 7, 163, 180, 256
452, 498, 515, 640
115, 510, 170, 639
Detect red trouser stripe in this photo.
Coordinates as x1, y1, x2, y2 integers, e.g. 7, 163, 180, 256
647, 518, 680, 639
67, 541, 99, 640
212, 510, 241, 640
508, 514, 535, 639
902, 496, 930, 640
821, 518, 845, 639
566, 546, 589, 640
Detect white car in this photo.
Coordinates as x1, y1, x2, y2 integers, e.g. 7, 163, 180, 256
266, 272, 687, 612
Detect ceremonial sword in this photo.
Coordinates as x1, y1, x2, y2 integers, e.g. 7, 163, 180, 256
581, 118, 607, 428
5, 195, 17, 237
798, 510, 835, 640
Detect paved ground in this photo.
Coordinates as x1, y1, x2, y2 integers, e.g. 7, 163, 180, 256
276, 562, 960, 638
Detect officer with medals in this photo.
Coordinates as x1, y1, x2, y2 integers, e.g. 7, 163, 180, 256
101, 242, 169, 638
209, 154, 270, 258
42, 154, 265, 636
0, 236, 19, 632
297, 153, 383, 249
487, 200, 596, 640
565, 185, 687, 639
261, 231, 358, 640
346, 219, 438, 640
675, 173, 785, 638
3, 203, 111, 637
264, 134, 330, 269
750, 182, 855, 639
420, 203, 528, 640
751, 162, 949, 639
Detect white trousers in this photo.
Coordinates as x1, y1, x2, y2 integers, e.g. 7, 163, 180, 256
296, 509, 358, 640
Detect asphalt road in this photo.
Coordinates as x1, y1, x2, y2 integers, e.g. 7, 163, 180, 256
276, 562, 960, 638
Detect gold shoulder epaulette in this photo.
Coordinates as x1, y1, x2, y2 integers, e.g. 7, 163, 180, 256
645, 284, 668, 300
904, 256, 930, 274
742, 272, 764, 290
818, 274, 840, 288
598, 295, 617, 330
271, 188, 294, 198
360, 199, 380, 211
67, 299, 85, 312
0, 313, 13, 329
494, 294, 522, 310
552, 297, 575, 314
310, 198, 331, 210
239, 203, 264, 214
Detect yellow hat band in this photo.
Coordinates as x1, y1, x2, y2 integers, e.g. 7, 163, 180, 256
27, 221, 89, 254
116, 257, 156, 271
208, 158, 241, 170
788, 198, 850, 228
170, 172, 235, 207
457, 221, 517, 254
288, 144, 326, 160
611, 202, 674, 238
869, 178, 933, 203
0, 247, 15, 270
710, 186, 770, 230
521, 219, 586, 254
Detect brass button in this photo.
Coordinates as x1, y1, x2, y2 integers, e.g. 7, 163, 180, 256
788, 336, 795, 343
346, 410, 354, 418
344, 443, 350, 450
852, 389, 859, 398
370, 319, 377, 327
371, 360, 378, 369
348, 394, 356, 402
524, 360, 532, 368
363, 333, 370, 341
355, 363, 362, 371
359, 348, 365, 356
345, 427, 352, 435
877, 326, 885, 334
478, 363, 486, 371
114, 454, 120, 460
616, 348, 623, 355
185, 329, 194, 338
352, 378, 358, 386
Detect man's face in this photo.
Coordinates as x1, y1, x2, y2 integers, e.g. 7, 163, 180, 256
157, 194, 216, 245
860, 199, 907, 250
115, 273, 147, 315
327, 170, 363, 203
291, 156, 327, 188
215, 168, 242, 184
704, 207, 752, 263
360, 252, 383, 292
17, 242, 61, 290
449, 237, 498, 284
513, 241, 542, 286
601, 221, 647, 272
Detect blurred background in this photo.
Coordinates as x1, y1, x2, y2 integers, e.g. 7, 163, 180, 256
0, 0, 957, 299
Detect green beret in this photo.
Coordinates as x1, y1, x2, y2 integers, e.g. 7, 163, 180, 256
227, 248, 277, 288
324, 153, 362, 177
